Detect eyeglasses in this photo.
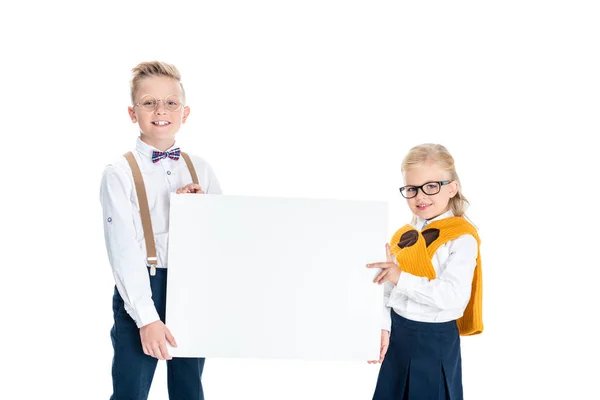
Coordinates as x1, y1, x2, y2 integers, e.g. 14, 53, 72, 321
133, 94, 183, 112
399, 180, 451, 199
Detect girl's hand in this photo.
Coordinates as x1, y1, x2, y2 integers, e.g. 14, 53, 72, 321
367, 329, 390, 364
176, 183, 204, 194
367, 244, 401, 285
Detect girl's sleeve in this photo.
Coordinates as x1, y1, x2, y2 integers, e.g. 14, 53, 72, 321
392, 234, 478, 310
382, 281, 394, 332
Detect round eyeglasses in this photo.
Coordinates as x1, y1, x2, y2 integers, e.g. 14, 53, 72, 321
133, 94, 183, 112
399, 180, 451, 199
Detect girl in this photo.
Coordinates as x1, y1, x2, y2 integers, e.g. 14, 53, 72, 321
367, 143, 482, 399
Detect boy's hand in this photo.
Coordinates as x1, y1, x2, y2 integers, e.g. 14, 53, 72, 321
367, 329, 390, 364
176, 183, 204, 194
367, 243, 401, 285
140, 320, 177, 360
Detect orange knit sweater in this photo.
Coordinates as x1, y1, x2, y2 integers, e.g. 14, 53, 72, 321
389, 216, 483, 336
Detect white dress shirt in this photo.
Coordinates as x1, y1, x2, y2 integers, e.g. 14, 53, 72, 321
382, 210, 478, 331
100, 138, 222, 328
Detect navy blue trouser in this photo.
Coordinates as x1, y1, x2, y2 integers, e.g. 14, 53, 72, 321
110, 268, 205, 400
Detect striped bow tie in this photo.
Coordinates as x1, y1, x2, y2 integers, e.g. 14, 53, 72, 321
152, 148, 181, 163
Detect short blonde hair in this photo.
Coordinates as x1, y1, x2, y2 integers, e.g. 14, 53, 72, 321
130, 61, 186, 104
401, 143, 470, 219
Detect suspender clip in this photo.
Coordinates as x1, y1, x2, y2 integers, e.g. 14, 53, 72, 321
147, 257, 158, 276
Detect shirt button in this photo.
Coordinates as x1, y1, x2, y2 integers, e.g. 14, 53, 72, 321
167, 171, 172, 175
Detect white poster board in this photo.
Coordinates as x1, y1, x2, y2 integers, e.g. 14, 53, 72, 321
166, 194, 388, 361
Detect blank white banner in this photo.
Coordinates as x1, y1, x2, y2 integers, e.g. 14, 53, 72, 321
166, 194, 388, 361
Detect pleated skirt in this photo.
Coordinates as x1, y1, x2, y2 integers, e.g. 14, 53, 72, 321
372, 311, 463, 400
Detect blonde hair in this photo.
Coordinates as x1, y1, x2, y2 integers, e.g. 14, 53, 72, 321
401, 143, 470, 221
130, 61, 186, 104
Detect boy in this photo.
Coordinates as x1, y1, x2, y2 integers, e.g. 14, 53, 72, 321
100, 61, 221, 399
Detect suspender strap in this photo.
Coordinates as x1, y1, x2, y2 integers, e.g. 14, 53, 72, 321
123, 150, 201, 276
124, 151, 158, 275
181, 152, 199, 185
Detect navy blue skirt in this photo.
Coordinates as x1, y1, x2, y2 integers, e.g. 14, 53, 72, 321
372, 311, 463, 400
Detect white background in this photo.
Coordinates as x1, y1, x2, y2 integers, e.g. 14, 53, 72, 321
2, 1, 599, 399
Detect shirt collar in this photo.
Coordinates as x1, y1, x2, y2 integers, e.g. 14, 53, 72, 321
135, 137, 178, 159
417, 209, 454, 231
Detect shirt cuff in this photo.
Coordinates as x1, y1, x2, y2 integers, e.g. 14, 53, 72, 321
382, 307, 392, 332
133, 303, 160, 329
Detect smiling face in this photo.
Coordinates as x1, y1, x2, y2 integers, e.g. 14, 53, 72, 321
128, 75, 190, 150
402, 162, 459, 220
